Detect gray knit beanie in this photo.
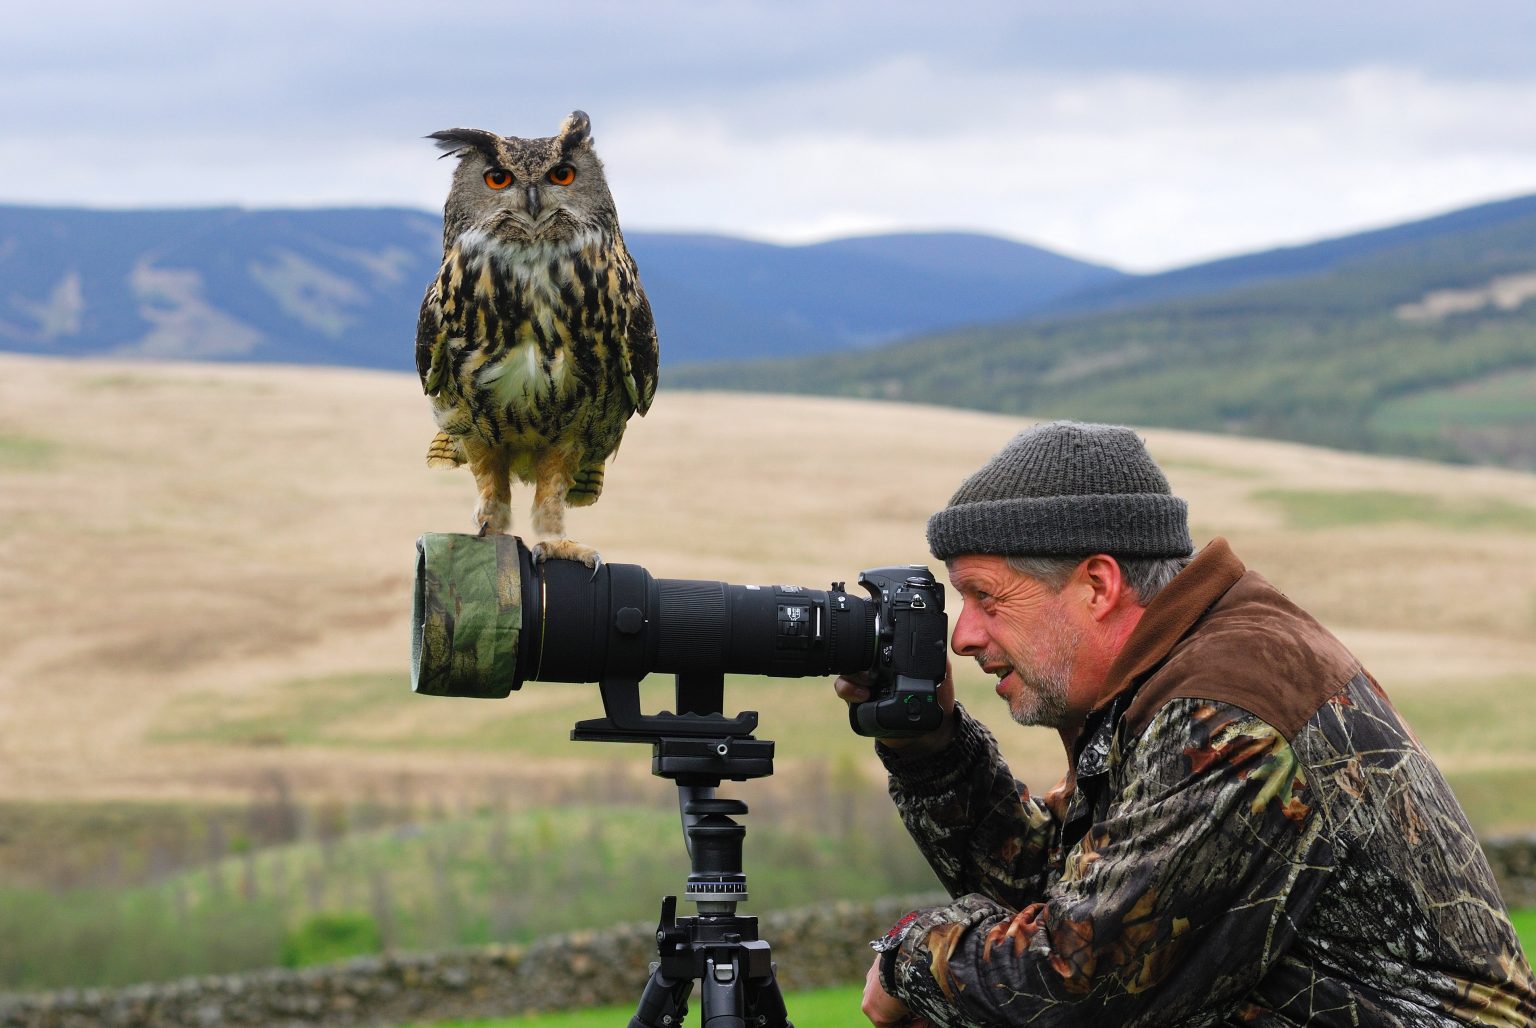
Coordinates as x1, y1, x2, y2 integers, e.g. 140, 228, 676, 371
926, 421, 1193, 560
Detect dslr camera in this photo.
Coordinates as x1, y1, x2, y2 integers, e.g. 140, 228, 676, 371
411, 534, 947, 738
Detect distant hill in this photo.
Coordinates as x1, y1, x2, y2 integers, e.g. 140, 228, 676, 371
674, 194, 1536, 470
1032, 193, 1536, 317
0, 206, 441, 368
0, 205, 1125, 370
628, 231, 1127, 361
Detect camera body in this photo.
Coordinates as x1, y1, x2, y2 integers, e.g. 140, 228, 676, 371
849, 566, 947, 737
411, 534, 949, 739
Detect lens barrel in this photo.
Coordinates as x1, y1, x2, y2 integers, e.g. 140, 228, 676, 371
530, 547, 879, 686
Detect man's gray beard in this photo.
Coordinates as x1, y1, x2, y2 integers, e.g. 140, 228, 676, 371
1010, 664, 1072, 728
1005, 607, 1081, 730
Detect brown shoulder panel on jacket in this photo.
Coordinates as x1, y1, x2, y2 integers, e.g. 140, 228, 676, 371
1123, 569, 1361, 741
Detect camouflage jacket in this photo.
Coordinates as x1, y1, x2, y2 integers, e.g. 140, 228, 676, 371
875, 539, 1536, 1026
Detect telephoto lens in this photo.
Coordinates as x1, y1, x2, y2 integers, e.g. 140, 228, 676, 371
412, 534, 878, 698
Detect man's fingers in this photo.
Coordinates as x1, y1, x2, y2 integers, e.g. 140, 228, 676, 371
861, 955, 913, 1027
834, 673, 873, 703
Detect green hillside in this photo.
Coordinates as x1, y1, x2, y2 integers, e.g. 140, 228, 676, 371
672, 206, 1536, 469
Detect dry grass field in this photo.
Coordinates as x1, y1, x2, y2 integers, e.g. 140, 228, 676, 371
2, 352, 1534, 831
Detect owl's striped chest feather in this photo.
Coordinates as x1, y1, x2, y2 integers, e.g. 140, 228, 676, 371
425, 230, 636, 449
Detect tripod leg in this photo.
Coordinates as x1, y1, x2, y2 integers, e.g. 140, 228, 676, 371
745, 962, 792, 1028
629, 963, 693, 1028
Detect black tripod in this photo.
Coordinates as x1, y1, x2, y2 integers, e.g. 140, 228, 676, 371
571, 673, 794, 1028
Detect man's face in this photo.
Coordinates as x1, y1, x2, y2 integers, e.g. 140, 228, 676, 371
946, 554, 1085, 730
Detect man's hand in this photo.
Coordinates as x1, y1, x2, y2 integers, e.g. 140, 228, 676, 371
862, 955, 930, 1027
834, 661, 957, 752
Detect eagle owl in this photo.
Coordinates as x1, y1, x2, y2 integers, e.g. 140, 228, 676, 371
416, 110, 658, 566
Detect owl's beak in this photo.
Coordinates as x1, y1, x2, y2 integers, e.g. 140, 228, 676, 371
525, 186, 541, 219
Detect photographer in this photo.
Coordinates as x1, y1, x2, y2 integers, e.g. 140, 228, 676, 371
836, 421, 1536, 1026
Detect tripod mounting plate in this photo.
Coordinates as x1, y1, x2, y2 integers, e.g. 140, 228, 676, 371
570, 674, 774, 783
570, 674, 759, 741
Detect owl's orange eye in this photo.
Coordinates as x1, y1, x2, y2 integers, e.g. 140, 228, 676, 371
483, 168, 513, 190
547, 164, 576, 186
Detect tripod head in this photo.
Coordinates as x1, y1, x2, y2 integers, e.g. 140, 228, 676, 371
570, 670, 771, 913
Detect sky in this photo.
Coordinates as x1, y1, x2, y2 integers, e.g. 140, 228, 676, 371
5, 1, 1536, 272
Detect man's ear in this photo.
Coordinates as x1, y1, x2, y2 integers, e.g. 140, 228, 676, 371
1076, 554, 1130, 622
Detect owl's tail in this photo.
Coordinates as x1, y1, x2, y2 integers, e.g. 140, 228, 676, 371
566, 463, 604, 507
425, 431, 466, 468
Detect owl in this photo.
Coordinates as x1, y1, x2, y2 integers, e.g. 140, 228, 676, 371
416, 111, 658, 566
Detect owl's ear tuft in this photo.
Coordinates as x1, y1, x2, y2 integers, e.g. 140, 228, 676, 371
427, 128, 501, 162
559, 111, 591, 150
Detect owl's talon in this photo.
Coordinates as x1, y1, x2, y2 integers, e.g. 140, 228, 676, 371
532, 538, 601, 568
477, 520, 490, 538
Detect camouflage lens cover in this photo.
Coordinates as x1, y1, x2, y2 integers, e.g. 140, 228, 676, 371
412, 533, 526, 698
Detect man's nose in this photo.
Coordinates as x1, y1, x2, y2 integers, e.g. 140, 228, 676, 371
950, 603, 985, 655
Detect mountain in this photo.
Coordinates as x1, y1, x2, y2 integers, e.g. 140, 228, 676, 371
1030, 192, 1536, 317
0, 205, 1125, 371
673, 193, 1536, 470
0, 206, 441, 368
628, 231, 1127, 362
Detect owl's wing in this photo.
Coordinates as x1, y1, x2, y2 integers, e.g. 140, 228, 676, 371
415, 285, 449, 396
620, 285, 660, 417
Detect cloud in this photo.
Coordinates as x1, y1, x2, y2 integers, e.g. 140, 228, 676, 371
601, 64, 1536, 269
3, 2, 1535, 270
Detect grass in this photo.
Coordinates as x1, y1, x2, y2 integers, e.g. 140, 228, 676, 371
1393, 676, 1536, 767
407, 917, 1536, 1027
1432, 769, 1536, 838
405, 984, 865, 1027
149, 670, 946, 762
1380, 676, 1536, 834
150, 672, 416, 749
0, 798, 249, 889
416, 919, 1536, 1027
1514, 909, 1536, 947
0, 794, 933, 991
1370, 366, 1536, 434
0, 431, 58, 470
1251, 487, 1536, 534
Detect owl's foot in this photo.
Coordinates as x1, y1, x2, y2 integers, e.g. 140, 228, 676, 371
473, 499, 513, 536
532, 538, 602, 572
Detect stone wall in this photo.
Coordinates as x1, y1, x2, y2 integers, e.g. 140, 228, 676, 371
1484, 834, 1536, 909
5, 836, 1535, 1028
0, 896, 941, 1028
